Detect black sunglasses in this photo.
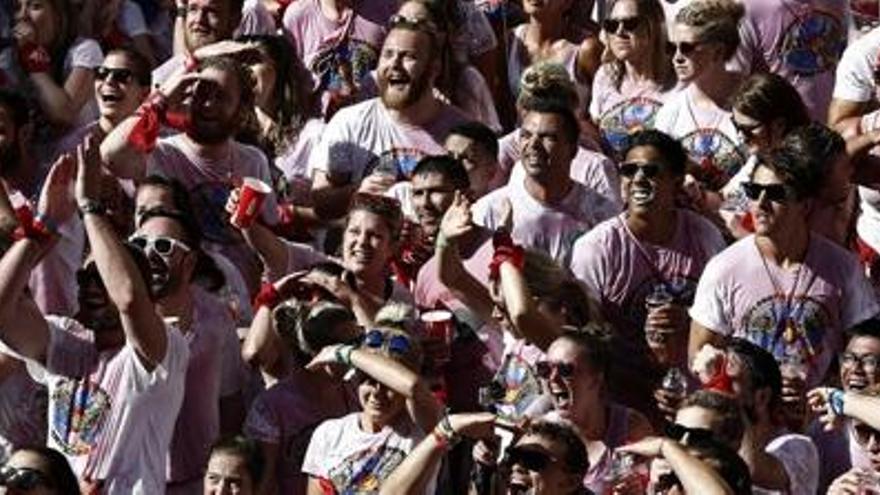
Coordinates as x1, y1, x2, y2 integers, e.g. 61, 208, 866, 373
731, 118, 763, 139
741, 181, 793, 203
504, 446, 555, 472
619, 161, 663, 179
853, 423, 880, 447
667, 41, 702, 57
602, 16, 641, 34
535, 360, 576, 380
96, 66, 143, 85
0, 466, 52, 490
665, 423, 715, 445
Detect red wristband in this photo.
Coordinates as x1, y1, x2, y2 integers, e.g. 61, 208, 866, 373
18, 43, 50, 73
431, 429, 449, 451
12, 214, 58, 245
253, 282, 281, 310
489, 244, 525, 281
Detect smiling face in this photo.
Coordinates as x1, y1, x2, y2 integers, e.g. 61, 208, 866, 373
841, 336, 880, 392
620, 144, 680, 212
541, 338, 601, 422
342, 209, 394, 278
505, 434, 578, 495
133, 216, 195, 300
376, 28, 436, 111
185, 66, 242, 144
357, 371, 407, 429
411, 171, 457, 238
95, 52, 149, 124
519, 111, 576, 183
184, 0, 237, 51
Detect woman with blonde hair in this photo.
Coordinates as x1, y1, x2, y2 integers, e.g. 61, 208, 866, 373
591, 0, 676, 157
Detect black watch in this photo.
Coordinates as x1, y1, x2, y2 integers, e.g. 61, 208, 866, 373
79, 200, 107, 216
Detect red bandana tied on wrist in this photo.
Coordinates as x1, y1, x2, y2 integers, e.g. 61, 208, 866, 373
252, 282, 281, 310
489, 230, 524, 281
127, 92, 191, 152
18, 43, 50, 73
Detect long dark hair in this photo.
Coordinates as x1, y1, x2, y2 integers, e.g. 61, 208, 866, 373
14, 446, 80, 495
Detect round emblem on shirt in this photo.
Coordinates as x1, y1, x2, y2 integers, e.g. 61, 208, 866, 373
328, 444, 407, 493
599, 96, 663, 155
680, 128, 746, 188
310, 39, 379, 92
780, 9, 846, 76
50, 379, 112, 456
740, 294, 832, 366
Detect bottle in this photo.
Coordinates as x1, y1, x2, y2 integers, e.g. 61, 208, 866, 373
662, 367, 689, 399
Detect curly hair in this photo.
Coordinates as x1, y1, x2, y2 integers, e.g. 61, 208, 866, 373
675, 0, 745, 60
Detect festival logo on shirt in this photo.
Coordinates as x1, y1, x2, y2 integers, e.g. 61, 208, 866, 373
740, 295, 832, 368
680, 129, 747, 190
599, 96, 664, 155
364, 147, 426, 180
50, 378, 112, 456
310, 39, 379, 94
328, 443, 407, 494
189, 181, 243, 245
780, 8, 846, 77
492, 352, 543, 421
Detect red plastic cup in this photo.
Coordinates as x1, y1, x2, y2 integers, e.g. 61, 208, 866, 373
420, 310, 454, 366
231, 177, 272, 228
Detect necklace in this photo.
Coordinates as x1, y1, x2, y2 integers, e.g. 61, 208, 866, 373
755, 236, 817, 350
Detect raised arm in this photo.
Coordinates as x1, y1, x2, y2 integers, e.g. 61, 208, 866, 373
77, 136, 167, 370
308, 344, 442, 432
497, 259, 562, 351
226, 188, 290, 280
618, 437, 735, 495
311, 170, 358, 220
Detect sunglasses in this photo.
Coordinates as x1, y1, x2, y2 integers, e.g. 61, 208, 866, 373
602, 16, 641, 34
853, 423, 880, 447
504, 446, 556, 472
96, 66, 144, 85
664, 423, 715, 445
840, 352, 880, 371
731, 118, 763, 139
618, 161, 663, 179
388, 13, 440, 33
363, 329, 412, 356
666, 41, 703, 57
741, 182, 793, 203
0, 466, 52, 490
128, 235, 192, 256
534, 361, 576, 380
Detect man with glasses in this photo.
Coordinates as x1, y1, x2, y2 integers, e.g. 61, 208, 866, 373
809, 318, 880, 491
570, 130, 725, 424
689, 139, 878, 399
131, 184, 244, 493
0, 136, 189, 493
309, 19, 468, 220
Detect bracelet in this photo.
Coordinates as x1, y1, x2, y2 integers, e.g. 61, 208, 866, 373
431, 427, 450, 451
435, 231, 450, 251
488, 244, 525, 281
78, 200, 107, 217
335, 344, 354, 366
18, 43, 50, 73
829, 388, 846, 416
11, 212, 59, 245
253, 282, 281, 310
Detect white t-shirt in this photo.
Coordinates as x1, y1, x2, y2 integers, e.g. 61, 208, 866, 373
689, 235, 879, 386
307, 98, 468, 184
654, 85, 747, 188
833, 24, 880, 103
0, 362, 46, 464
117, 0, 150, 38
302, 412, 434, 494
472, 176, 619, 265
752, 433, 820, 495
65, 38, 104, 127
37, 316, 189, 494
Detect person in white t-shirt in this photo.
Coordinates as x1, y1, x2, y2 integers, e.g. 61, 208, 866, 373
0, 136, 189, 494
301, 319, 442, 495
473, 100, 619, 265
308, 19, 469, 220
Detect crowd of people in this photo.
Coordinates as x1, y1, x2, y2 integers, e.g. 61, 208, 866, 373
1, 0, 880, 493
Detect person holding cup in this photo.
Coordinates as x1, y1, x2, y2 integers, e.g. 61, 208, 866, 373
569, 130, 726, 426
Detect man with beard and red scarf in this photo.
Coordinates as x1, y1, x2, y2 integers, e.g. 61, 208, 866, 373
308, 17, 469, 220
130, 201, 243, 494
100, 55, 278, 291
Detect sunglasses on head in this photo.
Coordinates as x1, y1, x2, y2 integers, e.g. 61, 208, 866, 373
618, 161, 663, 179
128, 235, 192, 256
741, 182, 793, 203
664, 423, 715, 445
504, 446, 556, 472
363, 329, 412, 356
96, 66, 143, 85
0, 466, 51, 490
602, 16, 641, 34
535, 360, 576, 380
666, 41, 702, 57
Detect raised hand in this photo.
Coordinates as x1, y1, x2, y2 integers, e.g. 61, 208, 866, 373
439, 191, 473, 241
74, 135, 103, 205
37, 153, 76, 226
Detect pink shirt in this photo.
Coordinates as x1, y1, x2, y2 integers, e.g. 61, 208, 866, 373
589, 64, 671, 156
690, 235, 879, 386
730, 0, 849, 122
275, 118, 325, 206
308, 98, 468, 183
245, 370, 356, 495
569, 210, 725, 416
168, 289, 242, 484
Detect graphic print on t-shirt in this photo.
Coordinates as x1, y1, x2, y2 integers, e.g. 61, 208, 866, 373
680, 129, 746, 189
189, 181, 242, 245
364, 147, 426, 180
599, 96, 663, 155
50, 378, 112, 456
310, 39, 379, 94
780, 8, 846, 76
740, 295, 832, 366
492, 352, 542, 421
328, 443, 407, 494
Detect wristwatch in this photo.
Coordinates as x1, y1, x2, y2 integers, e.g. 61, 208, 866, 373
78, 199, 107, 217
